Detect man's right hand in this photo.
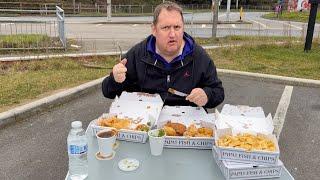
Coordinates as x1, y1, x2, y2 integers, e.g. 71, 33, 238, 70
112, 58, 127, 83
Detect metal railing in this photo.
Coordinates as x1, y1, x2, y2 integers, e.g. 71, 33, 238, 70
0, 6, 66, 52
56, 6, 66, 49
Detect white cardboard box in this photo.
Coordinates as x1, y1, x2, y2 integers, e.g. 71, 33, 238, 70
91, 92, 164, 143
221, 104, 266, 118
110, 92, 163, 126
212, 145, 283, 180
156, 106, 215, 149
214, 128, 280, 166
216, 107, 274, 135
91, 114, 149, 143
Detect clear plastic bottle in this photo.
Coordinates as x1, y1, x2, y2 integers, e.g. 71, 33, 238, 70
67, 121, 88, 180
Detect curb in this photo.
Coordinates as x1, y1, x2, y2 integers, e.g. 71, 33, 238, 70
1, 70, 320, 129
218, 69, 320, 88
0, 51, 127, 62
0, 46, 231, 62
0, 77, 105, 128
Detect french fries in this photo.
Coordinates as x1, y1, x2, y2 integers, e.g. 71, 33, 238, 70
217, 133, 276, 152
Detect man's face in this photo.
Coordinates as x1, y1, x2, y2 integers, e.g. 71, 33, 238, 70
152, 9, 184, 57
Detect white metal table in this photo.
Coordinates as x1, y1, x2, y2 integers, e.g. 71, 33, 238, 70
65, 127, 294, 180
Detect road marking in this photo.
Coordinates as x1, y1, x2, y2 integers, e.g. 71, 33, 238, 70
70, 44, 81, 48
262, 18, 304, 30
0, 23, 15, 26
219, 13, 226, 18
248, 19, 267, 29
273, 85, 293, 140
281, 21, 303, 30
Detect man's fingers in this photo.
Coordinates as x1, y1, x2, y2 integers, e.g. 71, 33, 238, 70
118, 75, 126, 82
120, 58, 127, 65
186, 89, 197, 101
116, 67, 127, 74
185, 88, 208, 106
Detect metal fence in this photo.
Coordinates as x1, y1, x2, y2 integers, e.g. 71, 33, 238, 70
0, 6, 66, 52
0, 2, 277, 15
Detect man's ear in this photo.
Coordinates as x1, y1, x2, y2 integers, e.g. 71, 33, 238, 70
151, 23, 156, 36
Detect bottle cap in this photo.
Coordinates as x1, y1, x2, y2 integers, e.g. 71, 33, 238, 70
71, 121, 82, 128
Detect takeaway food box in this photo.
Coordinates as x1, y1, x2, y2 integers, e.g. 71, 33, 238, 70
91, 92, 163, 143
212, 144, 283, 180
213, 104, 280, 166
156, 106, 216, 149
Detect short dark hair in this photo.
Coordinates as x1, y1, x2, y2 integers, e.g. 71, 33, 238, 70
153, 1, 184, 25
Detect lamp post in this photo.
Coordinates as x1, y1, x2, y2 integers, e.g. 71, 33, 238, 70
226, 0, 231, 21
304, 0, 319, 52
212, 0, 219, 38
107, 0, 111, 21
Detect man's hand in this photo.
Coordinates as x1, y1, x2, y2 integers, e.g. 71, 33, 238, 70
186, 88, 208, 107
112, 58, 127, 83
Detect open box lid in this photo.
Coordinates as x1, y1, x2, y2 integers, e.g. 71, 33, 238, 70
109, 92, 164, 127
115, 91, 163, 103
221, 104, 266, 118
216, 104, 274, 135
156, 106, 215, 128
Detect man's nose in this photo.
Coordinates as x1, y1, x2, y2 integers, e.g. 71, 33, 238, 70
168, 27, 175, 37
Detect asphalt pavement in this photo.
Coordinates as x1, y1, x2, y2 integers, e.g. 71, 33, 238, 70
1, 74, 319, 180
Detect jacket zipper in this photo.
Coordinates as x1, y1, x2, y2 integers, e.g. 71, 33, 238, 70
165, 74, 171, 102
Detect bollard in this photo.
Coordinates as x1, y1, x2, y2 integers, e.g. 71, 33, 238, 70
240, 6, 243, 21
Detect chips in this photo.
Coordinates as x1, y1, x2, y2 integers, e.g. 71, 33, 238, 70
98, 116, 131, 130
217, 133, 276, 152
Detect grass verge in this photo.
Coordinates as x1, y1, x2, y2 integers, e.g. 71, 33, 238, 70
0, 34, 79, 55
0, 56, 117, 112
0, 36, 319, 112
207, 41, 320, 80
195, 35, 302, 46
262, 11, 320, 23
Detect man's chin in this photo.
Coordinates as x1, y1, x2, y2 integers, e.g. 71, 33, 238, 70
165, 50, 179, 56
165, 47, 180, 54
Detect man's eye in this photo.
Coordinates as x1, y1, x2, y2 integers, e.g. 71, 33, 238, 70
174, 26, 181, 30
162, 26, 170, 30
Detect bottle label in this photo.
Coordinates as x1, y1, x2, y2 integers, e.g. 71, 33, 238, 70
68, 144, 88, 155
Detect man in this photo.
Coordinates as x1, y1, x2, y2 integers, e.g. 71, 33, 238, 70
102, 1, 224, 108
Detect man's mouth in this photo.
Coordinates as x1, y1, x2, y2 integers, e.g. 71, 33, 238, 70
168, 40, 176, 45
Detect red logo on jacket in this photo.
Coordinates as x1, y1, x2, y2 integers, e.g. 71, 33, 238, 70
184, 71, 191, 78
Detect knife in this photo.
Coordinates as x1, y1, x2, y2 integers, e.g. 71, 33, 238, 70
168, 88, 188, 97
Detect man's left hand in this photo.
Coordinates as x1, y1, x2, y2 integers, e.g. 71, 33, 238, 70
186, 88, 208, 107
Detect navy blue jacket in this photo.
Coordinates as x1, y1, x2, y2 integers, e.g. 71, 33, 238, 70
102, 33, 224, 108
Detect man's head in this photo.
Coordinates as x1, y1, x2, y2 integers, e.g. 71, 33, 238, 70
152, 1, 184, 59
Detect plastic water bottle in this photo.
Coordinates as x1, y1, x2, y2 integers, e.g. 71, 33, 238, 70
67, 121, 88, 180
